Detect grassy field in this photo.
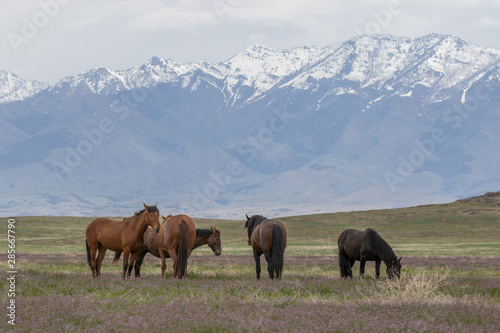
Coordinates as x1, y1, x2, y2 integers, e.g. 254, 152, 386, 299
1, 192, 500, 332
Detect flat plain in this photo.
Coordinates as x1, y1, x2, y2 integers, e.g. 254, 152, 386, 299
1, 192, 500, 332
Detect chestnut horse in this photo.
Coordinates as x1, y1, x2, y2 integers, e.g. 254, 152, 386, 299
85, 203, 161, 279
245, 214, 287, 279
158, 214, 196, 278
112, 226, 222, 278
338, 228, 402, 279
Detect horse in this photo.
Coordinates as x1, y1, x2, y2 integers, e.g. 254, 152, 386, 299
244, 214, 287, 280
158, 214, 196, 278
337, 228, 402, 279
112, 226, 222, 278
85, 203, 161, 279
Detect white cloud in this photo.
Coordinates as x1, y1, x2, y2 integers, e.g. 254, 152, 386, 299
66, 16, 99, 29
0, 0, 499, 83
473, 16, 500, 28
129, 6, 217, 33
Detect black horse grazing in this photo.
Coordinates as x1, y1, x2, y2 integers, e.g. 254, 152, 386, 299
245, 214, 287, 280
338, 228, 402, 279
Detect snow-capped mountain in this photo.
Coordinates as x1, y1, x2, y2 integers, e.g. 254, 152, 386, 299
1, 33, 500, 217
0, 71, 49, 103
42, 43, 335, 105
287, 34, 500, 100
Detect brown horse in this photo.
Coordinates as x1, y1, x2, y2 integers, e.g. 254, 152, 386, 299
158, 214, 196, 278
112, 226, 222, 278
245, 214, 287, 279
85, 203, 161, 279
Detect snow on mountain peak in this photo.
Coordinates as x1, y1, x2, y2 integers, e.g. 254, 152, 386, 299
285, 34, 500, 98
221, 43, 332, 102
0, 70, 48, 103
2, 33, 500, 106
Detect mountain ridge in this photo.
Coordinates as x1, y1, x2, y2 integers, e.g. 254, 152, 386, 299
1, 33, 500, 217
7, 33, 499, 106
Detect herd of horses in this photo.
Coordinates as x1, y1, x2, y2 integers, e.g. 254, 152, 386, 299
85, 203, 402, 280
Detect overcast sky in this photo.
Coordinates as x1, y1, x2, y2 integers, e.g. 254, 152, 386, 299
1, 0, 499, 83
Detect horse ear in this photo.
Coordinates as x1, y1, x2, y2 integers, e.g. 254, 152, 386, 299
143, 203, 148, 211
245, 214, 250, 221
398, 256, 402, 262
161, 215, 165, 219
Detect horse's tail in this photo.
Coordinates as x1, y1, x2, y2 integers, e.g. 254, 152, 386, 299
177, 220, 189, 278
338, 250, 348, 278
271, 226, 285, 279
337, 231, 351, 278
112, 252, 122, 264
86, 240, 91, 267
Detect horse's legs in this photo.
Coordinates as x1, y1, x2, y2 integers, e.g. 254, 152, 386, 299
96, 244, 107, 277
172, 259, 178, 278
264, 252, 273, 279
159, 249, 167, 278
122, 250, 131, 279
167, 248, 178, 278
375, 259, 381, 279
134, 251, 147, 278
127, 252, 139, 278
253, 249, 262, 280
346, 258, 355, 278
359, 257, 366, 277
88, 242, 98, 278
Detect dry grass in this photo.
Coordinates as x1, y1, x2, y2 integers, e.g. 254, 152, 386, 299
370, 267, 452, 303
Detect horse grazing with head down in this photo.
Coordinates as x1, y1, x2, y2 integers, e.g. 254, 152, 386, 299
158, 214, 196, 279
85, 203, 161, 279
112, 225, 222, 278
245, 214, 287, 280
338, 228, 402, 279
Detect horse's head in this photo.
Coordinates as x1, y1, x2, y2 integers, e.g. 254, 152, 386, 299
244, 214, 251, 245
244, 214, 267, 246
207, 226, 222, 256
143, 203, 160, 233
387, 256, 402, 279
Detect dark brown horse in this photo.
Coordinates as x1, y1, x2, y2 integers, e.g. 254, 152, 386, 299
85, 203, 161, 279
158, 214, 196, 278
112, 226, 222, 277
338, 228, 402, 279
245, 214, 287, 279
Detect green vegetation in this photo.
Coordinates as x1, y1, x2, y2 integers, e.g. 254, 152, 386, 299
1, 192, 499, 332
3, 192, 500, 256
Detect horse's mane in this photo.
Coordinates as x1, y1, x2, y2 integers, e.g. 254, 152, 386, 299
133, 205, 158, 216
196, 228, 220, 237
245, 215, 267, 238
365, 228, 396, 262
